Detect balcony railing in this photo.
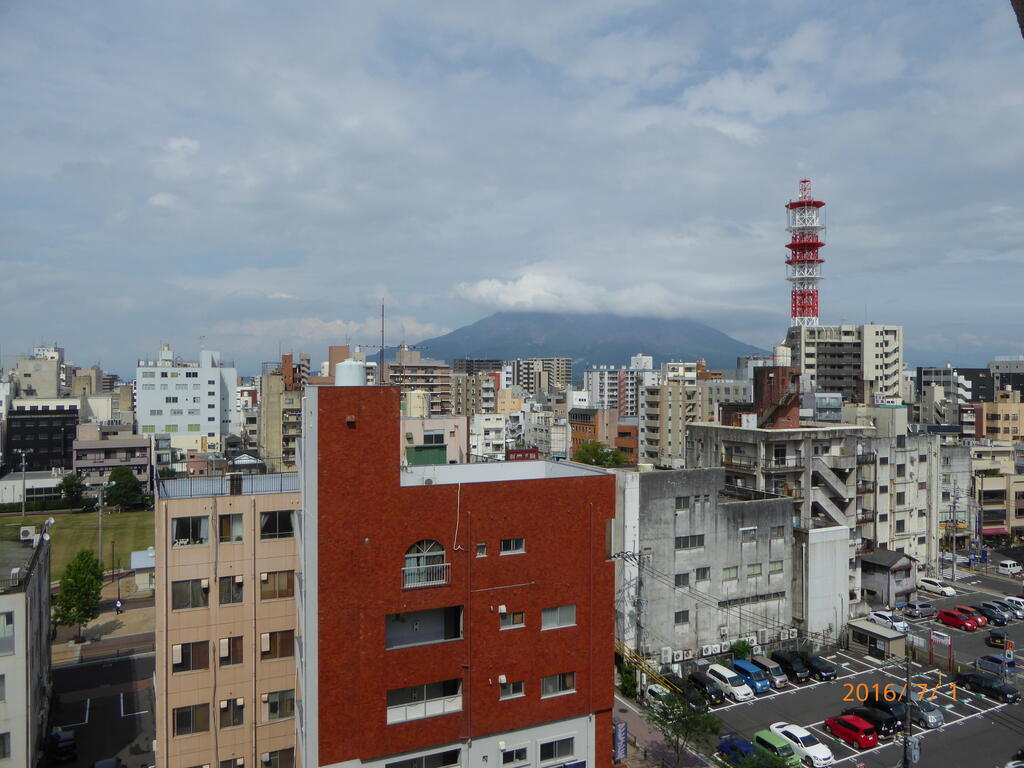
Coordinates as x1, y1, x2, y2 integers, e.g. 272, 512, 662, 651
386, 692, 462, 724
402, 562, 451, 589
722, 454, 756, 468
764, 456, 804, 470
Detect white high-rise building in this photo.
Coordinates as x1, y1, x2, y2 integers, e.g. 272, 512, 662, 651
135, 344, 239, 452
786, 324, 903, 403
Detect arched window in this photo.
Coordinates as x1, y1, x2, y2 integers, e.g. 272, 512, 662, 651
403, 540, 448, 588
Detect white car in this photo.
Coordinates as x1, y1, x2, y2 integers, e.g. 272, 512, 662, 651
867, 611, 909, 633
918, 576, 956, 597
770, 722, 834, 767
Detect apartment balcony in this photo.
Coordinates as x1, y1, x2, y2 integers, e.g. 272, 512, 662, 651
857, 452, 877, 465
857, 481, 875, 494
402, 562, 451, 589
722, 454, 756, 469
763, 456, 804, 471
386, 691, 463, 725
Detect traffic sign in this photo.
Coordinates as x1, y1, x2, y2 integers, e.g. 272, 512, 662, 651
1007, 640, 1015, 652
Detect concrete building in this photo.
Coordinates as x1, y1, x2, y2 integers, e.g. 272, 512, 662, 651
452, 359, 503, 376
968, 442, 1024, 542
73, 422, 152, 489
401, 416, 469, 466
12, 356, 64, 398
383, 347, 454, 416
501, 358, 573, 396
965, 387, 1024, 444
568, 407, 617, 456
938, 442, 972, 542
136, 345, 239, 453
298, 385, 616, 768
112, 383, 135, 427
615, 418, 638, 464
258, 354, 309, 473
469, 413, 510, 461
4, 400, 79, 472
638, 379, 702, 469
800, 392, 843, 423
0, 519, 52, 767
698, 379, 754, 422
0, 471, 63, 505
785, 324, 903, 402
859, 550, 918, 610
583, 355, 659, 418
522, 410, 570, 460
450, 372, 498, 417
614, 468, 795, 661
915, 366, 972, 409
154, 472, 301, 768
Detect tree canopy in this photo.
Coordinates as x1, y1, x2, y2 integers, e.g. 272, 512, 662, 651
58, 474, 85, 507
105, 466, 145, 509
645, 691, 721, 764
572, 441, 628, 467
53, 549, 104, 639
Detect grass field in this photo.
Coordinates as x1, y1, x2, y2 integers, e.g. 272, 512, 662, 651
0, 508, 154, 579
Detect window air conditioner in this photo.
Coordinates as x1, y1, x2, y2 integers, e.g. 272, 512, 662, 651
200, 578, 210, 590
220, 700, 229, 710
498, 605, 507, 614
497, 674, 507, 684
261, 754, 271, 765
261, 693, 269, 703
171, 644, 182, 665
757, 628, 770, 644
234, 573, 243, 584
236, 760, 245, 768
236, 698, 244, 707
260, 633, 271, 653
261, 572, 269, 582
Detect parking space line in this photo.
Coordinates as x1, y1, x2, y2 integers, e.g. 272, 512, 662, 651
120, 691, 148, 717
59, 698, 90, 728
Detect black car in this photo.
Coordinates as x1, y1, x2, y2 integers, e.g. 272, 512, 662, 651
863, 694, 907, 726
986, 629, 1008, 648
974, 604, 1008, 626
958, 671, 1022, 703
796, 651, 837, 681
770, 650, 810, 683
688, 670, 726, 705
663, 673, 710, 712
48, 728, 77, 763
841, 706, 899, 740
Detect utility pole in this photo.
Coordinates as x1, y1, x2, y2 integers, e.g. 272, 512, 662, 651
903, 640, 914, 767
15, 449, 33, 518
950, 481, 958, 585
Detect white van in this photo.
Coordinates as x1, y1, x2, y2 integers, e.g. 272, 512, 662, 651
998, 560, 1022, 576
705, 663, 754, 702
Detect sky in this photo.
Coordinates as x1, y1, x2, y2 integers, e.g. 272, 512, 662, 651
2, 1, 1023, 377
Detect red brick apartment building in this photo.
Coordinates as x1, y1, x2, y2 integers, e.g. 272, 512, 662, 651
299, 385, 616, 768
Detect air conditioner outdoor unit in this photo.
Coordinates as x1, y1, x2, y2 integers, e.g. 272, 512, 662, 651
719, 625, 728, 638
660, 646, 673, 664
497, 674, 507, 684
701, 645, 714, 657
682, 648, 694, 660
670, 663, 682, 676
18, 526, 36, 541
498, 605, 507, 614
672, 650, 685, 663
752, 645, 762, 656
745, 635, 758, 646
757, 628, 770, 644
711, 643, 722, 654
789, 628, 799, 640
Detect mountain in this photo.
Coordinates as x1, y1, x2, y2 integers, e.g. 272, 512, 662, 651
415, 311, 766, 372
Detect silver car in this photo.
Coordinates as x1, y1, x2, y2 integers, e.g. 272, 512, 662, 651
903, 601, 936, 619
992, 599, 1024, 620
908, 696, 944, 728
982, 601, 1015, 622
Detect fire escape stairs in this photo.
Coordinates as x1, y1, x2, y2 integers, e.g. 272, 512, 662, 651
758, 391, 799, 429
812, 457, 852, 500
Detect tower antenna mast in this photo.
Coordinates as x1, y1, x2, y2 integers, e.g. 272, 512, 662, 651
785, 178, 826, 326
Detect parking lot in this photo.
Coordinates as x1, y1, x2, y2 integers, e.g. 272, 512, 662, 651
712, 649, 1024, 767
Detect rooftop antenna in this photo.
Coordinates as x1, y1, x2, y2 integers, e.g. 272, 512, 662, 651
381, 300, 385, 379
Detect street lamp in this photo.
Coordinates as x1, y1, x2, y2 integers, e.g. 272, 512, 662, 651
88, 481, 112, 576
13, 449, 33, 518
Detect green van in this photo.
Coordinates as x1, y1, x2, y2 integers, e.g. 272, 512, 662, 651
752, 730, 801, 767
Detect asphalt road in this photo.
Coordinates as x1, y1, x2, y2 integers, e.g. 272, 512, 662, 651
45, 655, 155, 768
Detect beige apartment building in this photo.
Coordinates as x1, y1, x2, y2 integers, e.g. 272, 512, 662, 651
258, 354, 309, 473
968, 387, 1024, 444
155, 473, 300, 768
73, 422, 152, 489
382, 346, 453, 415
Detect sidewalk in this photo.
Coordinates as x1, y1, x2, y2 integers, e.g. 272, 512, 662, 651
52, 579, 155, 666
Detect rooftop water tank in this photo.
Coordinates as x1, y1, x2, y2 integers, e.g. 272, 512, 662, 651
335, 359, 366, 387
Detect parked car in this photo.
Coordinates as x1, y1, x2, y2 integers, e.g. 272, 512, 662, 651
998, 560, 1022, 576
975, 603, 1009, 626
988, 629, 1009, 648
662, 673, 710, 712
978, 654, 1018, 676
958, 671, 1022, 703
981, 601, 1016, 622
953, 605, 988, 627
48, 727, 77, 764
863, 693, 907, 726
752, 729, 801, 767
867, 611, 910, 633
770, 722, 835, 767
918, 576, 956, 597
823, 714, 878, 750
902, 601, 936, 619
751, 654, 790, 689
993, 599, 1024, 620
1004, 596, 1024, 615
707, 663, 755, 702
841, 706, 898, 740
796, 651, 838, 681
937, 608, 977, 631
899, 692, 945, 729
688, 669, 726, 705
732, 659, 772, 694
717, 734, 757, 766
770, 650, 811, 683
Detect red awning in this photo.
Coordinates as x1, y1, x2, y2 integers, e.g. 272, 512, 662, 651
983, 527, 1009, 535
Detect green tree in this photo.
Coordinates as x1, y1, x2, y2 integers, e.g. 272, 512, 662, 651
53, 550, 104, 640
58, 474, 85, 507
645, 691, 720, 765
158, 467, 177, 480
105, 466, 144, 509
572, 441, 628, 467
730, 639, 753, 660
619, 663, 638, 698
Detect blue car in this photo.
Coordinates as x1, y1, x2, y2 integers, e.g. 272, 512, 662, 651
732, 659, 772, 694
718, 734, 757, 765
977, 653, 1017, 676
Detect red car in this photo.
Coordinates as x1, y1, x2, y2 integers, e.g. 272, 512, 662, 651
937, 608, 977, 631
953, 605, 988, 627
824, 714, 879, 750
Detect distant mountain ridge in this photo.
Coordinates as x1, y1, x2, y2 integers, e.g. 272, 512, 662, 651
415, 311, 766, 372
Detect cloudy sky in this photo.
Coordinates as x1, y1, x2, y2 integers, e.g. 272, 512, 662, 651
3, 1, 1023, 376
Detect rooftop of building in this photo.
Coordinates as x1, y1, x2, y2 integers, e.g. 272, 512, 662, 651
157, 472, 299, 499
689, 421, 866, 436
0, 523, 48, 593
400, 459, 607, 487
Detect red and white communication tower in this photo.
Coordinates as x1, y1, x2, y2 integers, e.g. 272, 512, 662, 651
785, 178, 826, 326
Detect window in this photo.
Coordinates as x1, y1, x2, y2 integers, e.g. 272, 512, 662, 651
695, 567, 711, 581
260, 509, 294, 540
220, 636, 243, 666
896, 492, 906, 506
0, 674, 4, 701
387, 606, 463, 648
220, 698, 244, 728
499, 680, 525, 699
166, 396, 179, 403
387, 679, 462, 723
173, 703, 210, 736
502, 746, 528, 765
141, 383, 155, 391
172, 516, 209, 547
500, 611, 525, 629
896, 464, 906, 478
172, 579, 209, 610
0, 732, 8, 759
674, 572, 689, 588
540, 737, 574, 762
261, 630, 295, 660
674, 610, 690, 625
386, 749, 460, 768
896, 519, 906, 534
423, 430, 444, 445
769, 560, 784, 574
541, 604, 576, 630
260, 571, 294, 600
265, 689, 295, 721
149, 409, 163, 416
218, 514, 243, 543
172, 641, 209, 673
674, 534, 705, 549
879, 485, 889, 494
142, 371, 155, 378
723, 566, 738, 580
220, 576, 243, 605
221, 760, 239, 768
740, 527, 757, 544
404, 540, 448, 587
476, 542, 487, 557
540, 672, 575, 698
0, 613, 12, 655
770, 525, 785, 539
675, 496, 689, 510
500, 537, 525, 554
747, 563, 762, 578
